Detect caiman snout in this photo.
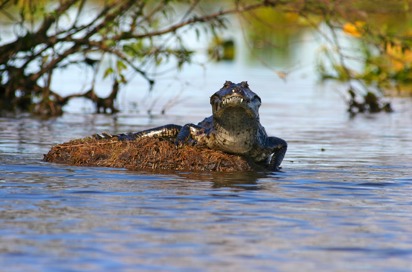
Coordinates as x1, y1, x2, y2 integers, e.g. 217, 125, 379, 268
210, 80, 262, 116
230, 86, 247, 97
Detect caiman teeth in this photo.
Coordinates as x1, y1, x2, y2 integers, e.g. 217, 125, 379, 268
222, 96, 246, 105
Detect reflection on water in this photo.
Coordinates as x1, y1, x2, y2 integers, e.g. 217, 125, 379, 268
1, 67, 412, 271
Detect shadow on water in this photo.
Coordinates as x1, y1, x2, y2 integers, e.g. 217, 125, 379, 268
175, 170, 275, 189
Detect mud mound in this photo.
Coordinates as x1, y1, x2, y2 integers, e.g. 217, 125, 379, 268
43, 137, 263, 172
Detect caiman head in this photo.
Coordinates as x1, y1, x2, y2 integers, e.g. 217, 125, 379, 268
210, 81, 261, 124
208, 81, 262, 154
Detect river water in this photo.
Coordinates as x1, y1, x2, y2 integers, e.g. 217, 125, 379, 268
1, 56, 412, 271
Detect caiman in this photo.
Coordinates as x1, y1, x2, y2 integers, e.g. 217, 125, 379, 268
95, 81, 287, 170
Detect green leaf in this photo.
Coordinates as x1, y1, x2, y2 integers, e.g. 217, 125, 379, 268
116, 60, 127, 72
103, 67, 114, 79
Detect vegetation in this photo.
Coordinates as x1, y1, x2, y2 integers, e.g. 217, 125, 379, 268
0, 0, 279, 116
1, 0, 411, 117
240, 0, 412, 114
314, 1, 412, 114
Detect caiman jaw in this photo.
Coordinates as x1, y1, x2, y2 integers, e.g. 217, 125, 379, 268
221, 94, 248, 105
212, 94, 255, 118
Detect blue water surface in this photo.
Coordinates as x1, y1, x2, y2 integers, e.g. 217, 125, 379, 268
1, 58, 412, 272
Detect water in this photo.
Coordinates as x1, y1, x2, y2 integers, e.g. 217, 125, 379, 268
1, 59, 412, 271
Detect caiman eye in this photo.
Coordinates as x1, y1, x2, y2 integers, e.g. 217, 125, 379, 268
241, 81, 249, 88
253, 95, 261, 103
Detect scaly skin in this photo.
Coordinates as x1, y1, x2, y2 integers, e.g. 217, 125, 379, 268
94, 81, 287, 170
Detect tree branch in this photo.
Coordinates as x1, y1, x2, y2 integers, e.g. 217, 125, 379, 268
117, 1, 284, 40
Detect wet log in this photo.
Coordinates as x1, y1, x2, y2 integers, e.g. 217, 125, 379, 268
43, 137, 265, 172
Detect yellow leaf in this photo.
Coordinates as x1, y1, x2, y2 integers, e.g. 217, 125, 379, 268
386, 42, 412, 71
342, 21, 365, 38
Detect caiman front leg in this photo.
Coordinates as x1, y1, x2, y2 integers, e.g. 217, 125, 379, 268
94, 124, 182, 141
175, 123, 206, 146
266, 136, 288, 171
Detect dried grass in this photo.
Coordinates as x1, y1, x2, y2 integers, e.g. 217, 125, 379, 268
43, 137, 264, 172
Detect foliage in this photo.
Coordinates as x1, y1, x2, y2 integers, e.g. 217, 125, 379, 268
239, 0, 412, 114
312, 1, 412, 114
0, 0, 280, 116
